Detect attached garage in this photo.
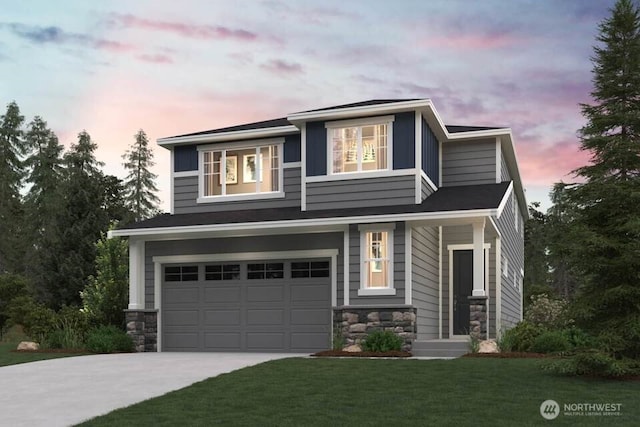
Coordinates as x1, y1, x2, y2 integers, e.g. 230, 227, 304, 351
161, 259, 332, 352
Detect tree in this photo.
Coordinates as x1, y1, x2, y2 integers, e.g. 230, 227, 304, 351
0, 101, 27, 273
122, 129, 160, 223
523, 202, 552, 304
568, 0, 640, 359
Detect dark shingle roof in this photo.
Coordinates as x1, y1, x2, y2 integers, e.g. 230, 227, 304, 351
167, 117, 292, 139
122, 182, 510, 230
446, 125, 505, 133
296, 99, 423, 114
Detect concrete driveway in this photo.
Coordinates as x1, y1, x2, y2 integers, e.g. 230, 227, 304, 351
0, 352, 306, 427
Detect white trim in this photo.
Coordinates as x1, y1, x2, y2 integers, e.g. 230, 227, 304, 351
495, 138, 501, 183
438, 225, 442, 339
283, 161, 301, 169
331, 253, 338, 307
357, 223, 396, 232
447, 244, 491, 251
196, 137, 285, 152
438, 139, 443, 187
197, 191, 285, 204
128, 239, 145, 310
173, 170, 198, 178
110, 209, 497, 238
446, 128, 512, 141
415, 110, 422, 204
405, 226, 412, 305
496, 237, 502, 338
343, 228, 350, 306
152, 249, 339, 264
472, 219, 486, 297
420, 170, 438, 192
154, 262, 162, 352
169, 149, 175, 215
496, 181, 514, 218
301, 124, 307, 211
306, 168, 416, 183
157, 126, 298, 146
358, 288, 397, 296
359, 225, 395, 294
287, 100, 429, 123
324, 115, 395, 128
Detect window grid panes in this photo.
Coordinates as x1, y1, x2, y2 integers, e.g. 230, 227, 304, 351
164, 265, 199, 282
291, 261, 330, 278
205, 264, 241, 281
331, 124, 388, 173
364, 231, 390, 288
247, 263, 284, 280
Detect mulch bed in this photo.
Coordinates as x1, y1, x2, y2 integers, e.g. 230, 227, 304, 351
462, 352, 549, 358
312, 350, 412, 358
11, 349, 88, 354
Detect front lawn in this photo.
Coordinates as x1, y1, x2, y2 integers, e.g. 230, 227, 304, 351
80, 357, 639, 426
0, 342, 85, 367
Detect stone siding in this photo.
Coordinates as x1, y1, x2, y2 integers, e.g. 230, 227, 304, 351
125, 309, 158, 352
333, 306, 417, 351
468, 296, 488, 340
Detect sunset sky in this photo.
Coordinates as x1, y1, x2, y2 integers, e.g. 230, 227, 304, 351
1, 0, 615, 212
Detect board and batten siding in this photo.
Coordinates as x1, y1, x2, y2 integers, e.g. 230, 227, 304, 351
422, 118, 440, 186
173, 166, 301, 214
501, 147, 511, 182
494, 190, 524, 331
412, 226, 440, 340
441, 139, 497, 186
306, 175, 415, 210
346, 223, 406, 305
144, 233, 343, 310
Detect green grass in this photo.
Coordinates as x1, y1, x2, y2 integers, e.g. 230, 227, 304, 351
79, 358, 639, 426
0, 326, 86, 367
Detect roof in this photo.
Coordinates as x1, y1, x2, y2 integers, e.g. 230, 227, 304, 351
120, 182, 510, 231
168, 117, 291, 139
296, 99, 423, 114
446, 125, 505, 133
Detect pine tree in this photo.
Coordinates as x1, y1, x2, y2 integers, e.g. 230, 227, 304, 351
569, 0, 640, 359
0, 101, 27, 273
122, 129, 160, 223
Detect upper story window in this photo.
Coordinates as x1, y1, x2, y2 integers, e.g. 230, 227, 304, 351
326, 116, 393, 175
198, 141, 282, 201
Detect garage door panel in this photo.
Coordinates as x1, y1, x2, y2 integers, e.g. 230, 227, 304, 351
204, 333, 241, 349
164, 332, 198, 350
291, 332, 329, 350
204, 286, 241, 303
247, 332, 285, 349
247, 309, 284, 325
291, 284, 329, 303
165, 287, 199, 303
247, 285, 284, 302
204, 309, 241, 326
291, 309, 330, 325
164, 310, 199, 326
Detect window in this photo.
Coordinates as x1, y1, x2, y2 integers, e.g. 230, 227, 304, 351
327, 118, 391, 174
247, 262, 284, 279
502, 257, 509, 278
164, 265, 198, 282
359, 226, 395, 295
201, 143, 281, 198
291, 261, 330, 278
205, 264, 240, 281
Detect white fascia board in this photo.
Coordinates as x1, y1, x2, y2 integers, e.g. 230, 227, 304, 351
110, 208, 497, 238
286, 100, 431, 124
156, 125, 299, 147
496, 181, 514, 218
445, 128, 512, 142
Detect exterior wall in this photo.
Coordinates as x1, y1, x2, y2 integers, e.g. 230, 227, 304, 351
441, 139, 497, 186
174, 145, 198, 172
501, 147, 511, 182
393, 112, 415, 169
495, 190, 524, 332
421, 175, 436, 201
173, 166, 301, 214
125, 310, 158, 352
422, 118, 440, 186
411, 226, 440, 340
283, 134, 301, 163
144, 233, 344, 309
306, 121, 327, 176
306, 175, 415, 210
333, 306, 416, 351
344, 222, 406, 305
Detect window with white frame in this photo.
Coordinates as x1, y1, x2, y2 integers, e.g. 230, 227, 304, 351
360, 227, 394, 291
327, 118, 391, 174
201, 143, 281, 198
502, 256, 509, 278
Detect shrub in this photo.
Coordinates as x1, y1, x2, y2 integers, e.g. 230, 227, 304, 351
361, 330, 403, 352
86, 325, 134, 353
530, 330, 572, 354
0, 274, 31, 340
499, 321, 545, 352
7, 296, 57, 344
525, 294, 571, 329
563, 327, 596, 350
44, 306, 88, 349
543, 349, 640, 378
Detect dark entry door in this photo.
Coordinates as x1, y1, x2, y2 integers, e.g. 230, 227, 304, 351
453, 250, 473, 335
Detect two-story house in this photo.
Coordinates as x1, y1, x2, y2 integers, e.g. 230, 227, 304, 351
111, 99, 526, 356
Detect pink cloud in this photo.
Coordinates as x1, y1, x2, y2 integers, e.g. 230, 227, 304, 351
516, 136, 590, 186
136, 53, 174, 64
109, 14, 257, 41
260, 59, 303, 75
419, 33, 519, 50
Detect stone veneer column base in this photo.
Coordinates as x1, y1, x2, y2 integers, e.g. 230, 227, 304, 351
468, 296, 488, 340
333, 306, 417, 352
125, 309, 158, 352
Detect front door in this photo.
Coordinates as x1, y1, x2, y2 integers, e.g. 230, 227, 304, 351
453, 250, 473, 335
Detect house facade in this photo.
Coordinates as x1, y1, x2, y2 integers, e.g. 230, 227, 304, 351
111, 99, 526, 355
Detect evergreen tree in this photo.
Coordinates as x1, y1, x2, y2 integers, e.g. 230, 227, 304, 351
0, 101, 27, 272
122, 129, 160, 223
568, 0, 640, 359
523, 202, 552, 305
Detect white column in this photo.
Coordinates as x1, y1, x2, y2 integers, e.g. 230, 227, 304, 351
128, 239, 145, 309
343, 228, 350, 306
472, 219, 486, 297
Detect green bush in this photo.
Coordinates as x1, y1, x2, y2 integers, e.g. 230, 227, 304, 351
86, 325, 134, 353
563, 327, 596, 350
543, 349, 640, 378
524, 294, 571, 329
7, 296, 57, 343
530, 330, 572, 354
44, 306, 88, 349
499, 321, 545, 352
0, 274, 31, 340
361, 330, 403, 352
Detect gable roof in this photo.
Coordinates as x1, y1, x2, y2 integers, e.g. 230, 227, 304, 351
296, 99, 422, 113
168, 117, 291, 139
446, 125, 505, 133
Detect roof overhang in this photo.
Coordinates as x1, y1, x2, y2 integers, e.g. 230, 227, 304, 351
157, 125, 299, 148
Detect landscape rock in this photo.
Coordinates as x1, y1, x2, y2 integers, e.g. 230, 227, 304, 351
478, 339, 499, 353
342, 344, 362, 352
17, 341, 39, 351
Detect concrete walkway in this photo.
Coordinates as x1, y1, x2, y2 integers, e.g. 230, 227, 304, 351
0, 352, 305, 427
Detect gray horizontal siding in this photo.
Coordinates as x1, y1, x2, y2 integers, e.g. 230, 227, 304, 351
442, 139, 497, 186
145, 233, 343, 310
306, 175, 415, 210
421, 175, 435, 201
174, 167, 301, 214
412, 226, 439, 340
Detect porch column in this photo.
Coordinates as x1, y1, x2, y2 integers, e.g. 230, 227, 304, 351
472, 219, 486, 297
128, 239, 145, 309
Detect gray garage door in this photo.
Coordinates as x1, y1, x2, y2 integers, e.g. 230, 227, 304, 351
162, 259, 331, 352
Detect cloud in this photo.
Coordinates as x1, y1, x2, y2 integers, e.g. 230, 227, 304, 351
136, 53, 174, 64
108, 13, 258, 42
419, 31, 520, 51
261, 1, 359, 25
1, 23, 134, 53
260, 59, 303, 75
